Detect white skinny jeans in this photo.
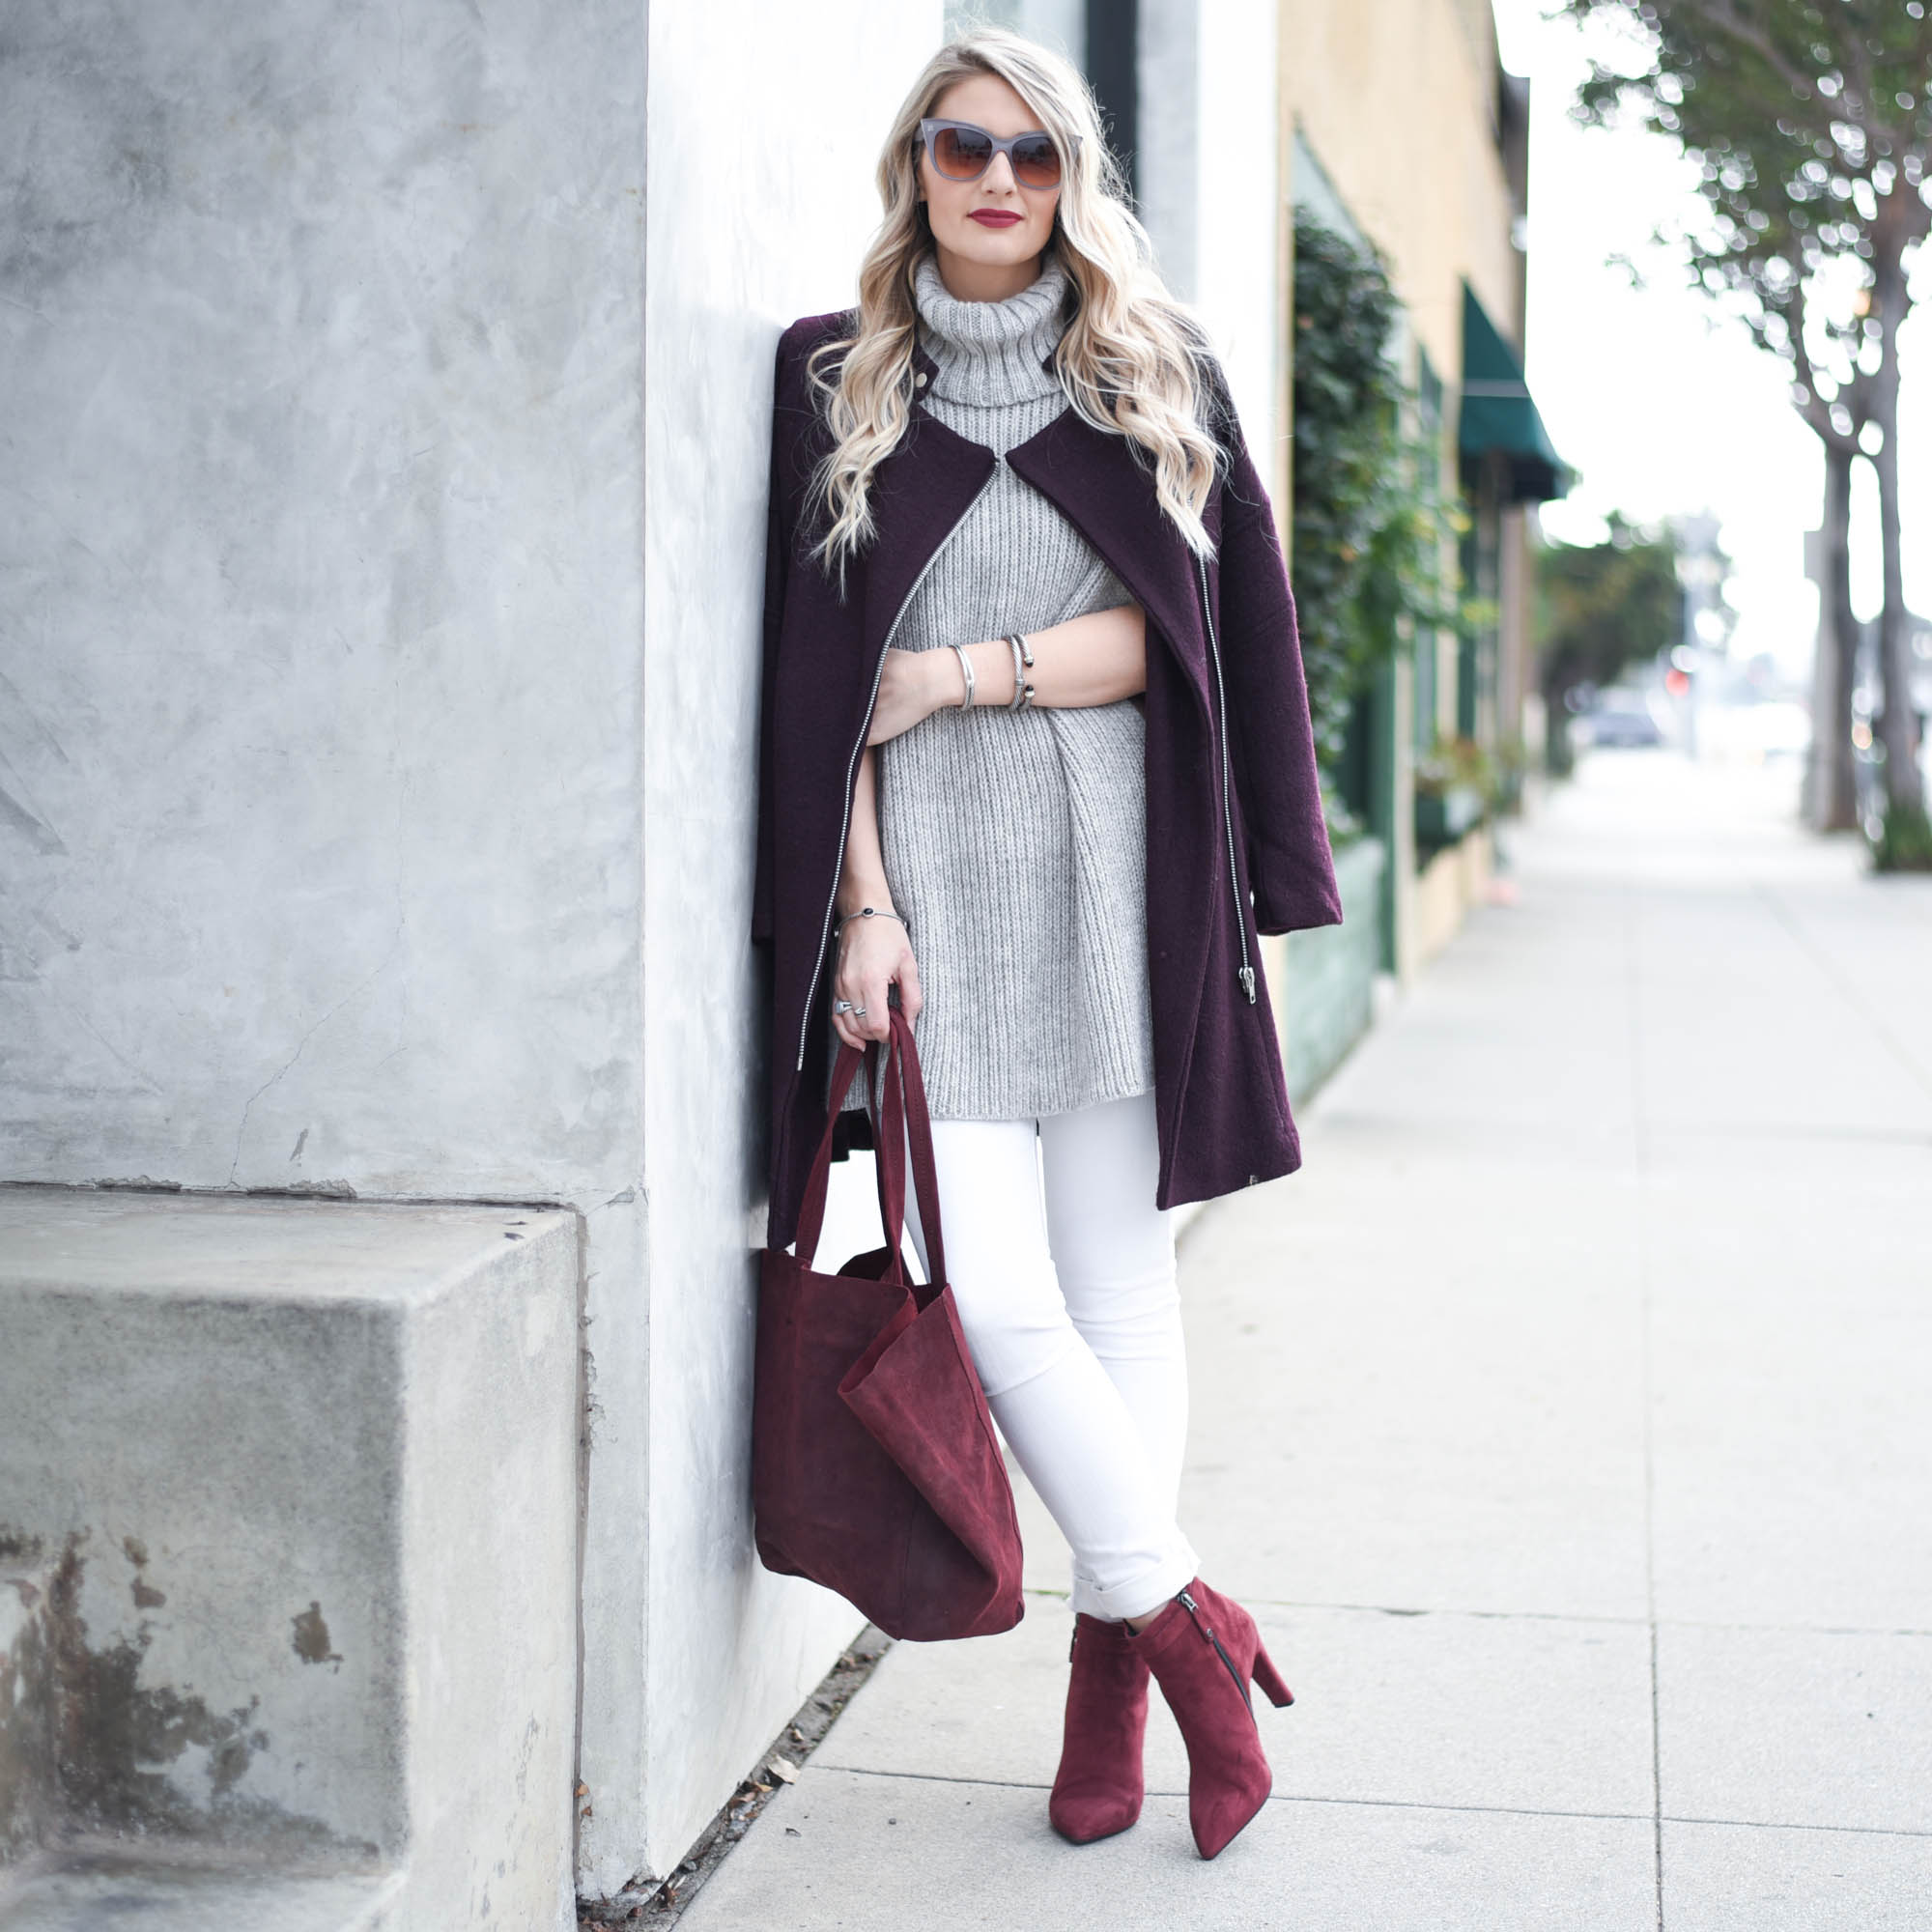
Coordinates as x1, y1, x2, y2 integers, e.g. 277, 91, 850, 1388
895, 1089, 1199, 1622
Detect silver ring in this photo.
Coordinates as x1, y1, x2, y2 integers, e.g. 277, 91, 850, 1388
833, 999, 855, 1014
852, 1006, 867, 1018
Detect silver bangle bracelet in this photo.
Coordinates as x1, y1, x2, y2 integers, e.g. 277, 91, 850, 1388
1004, 633, 1036, 712
949, 640, 976, 709
835, 905, 909, 940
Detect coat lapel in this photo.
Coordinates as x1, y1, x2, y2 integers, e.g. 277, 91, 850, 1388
859, 399, 999, 658
1002, 410, 1212, 713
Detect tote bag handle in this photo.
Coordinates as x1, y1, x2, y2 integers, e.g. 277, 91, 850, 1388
791, 1012, 948, 1290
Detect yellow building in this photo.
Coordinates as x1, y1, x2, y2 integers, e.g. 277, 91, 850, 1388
1282, 0, 1561, 977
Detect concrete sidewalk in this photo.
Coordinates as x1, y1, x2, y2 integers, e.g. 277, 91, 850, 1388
685, 752, 1932, 1931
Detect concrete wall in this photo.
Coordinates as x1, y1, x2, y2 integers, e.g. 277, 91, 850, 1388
0, 0, 939, 1903
0, 1190, 581, 1929
0, 0, 650, 1204
1, 1, 649, 1898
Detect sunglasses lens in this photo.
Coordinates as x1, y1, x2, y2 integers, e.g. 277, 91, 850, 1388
1011, 135, 1062, 187
932, 126, 993, 179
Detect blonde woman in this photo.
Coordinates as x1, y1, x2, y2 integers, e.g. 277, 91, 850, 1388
752, 28, 1340, 1861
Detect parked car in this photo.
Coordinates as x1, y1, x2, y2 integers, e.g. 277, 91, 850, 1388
1579, 689, 1664, 748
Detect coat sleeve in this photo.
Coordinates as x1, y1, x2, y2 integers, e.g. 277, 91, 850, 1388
1203, 361, 1344, 937
752, 327, 808, 948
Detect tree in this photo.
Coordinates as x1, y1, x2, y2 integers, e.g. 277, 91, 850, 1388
1535, 516, 1685, 771
1560, 0, 1931, 831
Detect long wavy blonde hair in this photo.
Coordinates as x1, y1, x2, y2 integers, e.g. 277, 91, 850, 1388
805, 28, 1226, 586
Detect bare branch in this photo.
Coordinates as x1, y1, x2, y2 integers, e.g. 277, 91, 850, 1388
1680, 0, 1816, 106
1784, 280, 1861, 452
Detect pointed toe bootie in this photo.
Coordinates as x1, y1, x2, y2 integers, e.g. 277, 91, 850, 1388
1129, 1577, 1293, 1860
1049, 1613, 1151, 1844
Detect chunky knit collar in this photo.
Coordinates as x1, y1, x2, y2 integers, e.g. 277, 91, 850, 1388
913, 250, 1070, 406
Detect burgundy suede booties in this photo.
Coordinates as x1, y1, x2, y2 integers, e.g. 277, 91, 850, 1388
1048, 1613, 1151, 1844
1128, 1577, 1293, 1860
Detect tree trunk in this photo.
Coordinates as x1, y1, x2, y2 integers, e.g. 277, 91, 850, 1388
1871, 430, 1918, 815
1870, 213, 1923, 817
1815, 440, 1861, 832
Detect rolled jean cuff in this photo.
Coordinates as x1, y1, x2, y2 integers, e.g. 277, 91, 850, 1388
1070, 1536, 1200, 1623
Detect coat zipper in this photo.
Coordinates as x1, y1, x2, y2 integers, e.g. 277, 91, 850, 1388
795, 455, 1008, 1072
1178, 1588, 1255, 1715
1195, 550, 1255, 1004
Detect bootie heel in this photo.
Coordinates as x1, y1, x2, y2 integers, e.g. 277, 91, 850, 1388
1049, 1613, 1151, 1844
1129, 1577, 1291, 1860
1251, 1640, 1294, 1710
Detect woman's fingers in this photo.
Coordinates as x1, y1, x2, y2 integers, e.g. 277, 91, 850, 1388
897, 947, 923, 1026
859, 959, 892, 1039
833, 933, 894, 1043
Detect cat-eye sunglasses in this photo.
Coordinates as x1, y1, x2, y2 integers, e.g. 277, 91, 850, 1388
918, 118, 1071, 190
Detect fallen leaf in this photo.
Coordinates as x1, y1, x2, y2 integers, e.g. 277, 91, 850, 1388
768, 1755, 799, 1784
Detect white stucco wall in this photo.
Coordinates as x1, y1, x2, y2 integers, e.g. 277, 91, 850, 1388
0, 0, 939, 1903
618, 0, 943, 1891
949, 0, 1085, 56
1137, 0, 1282, 470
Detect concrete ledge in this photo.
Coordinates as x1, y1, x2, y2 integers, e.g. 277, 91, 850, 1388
0, 1856, 403, 1932
0, 1188, 582, 1930
1282, 835, 1388, 1104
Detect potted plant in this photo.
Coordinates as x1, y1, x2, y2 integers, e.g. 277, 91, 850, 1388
1413, 735, 1492, 848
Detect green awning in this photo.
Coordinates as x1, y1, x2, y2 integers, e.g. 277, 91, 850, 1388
1459, 283, 1570, 502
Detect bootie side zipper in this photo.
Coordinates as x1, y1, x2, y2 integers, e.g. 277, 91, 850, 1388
1177, 1589, 1254, 1715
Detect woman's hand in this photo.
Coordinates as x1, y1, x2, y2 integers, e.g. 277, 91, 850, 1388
831, 914, 922, 1050
867, 648, 952, 746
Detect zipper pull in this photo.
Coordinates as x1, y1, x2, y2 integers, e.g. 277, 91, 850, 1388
1237, 964, 1256, 1005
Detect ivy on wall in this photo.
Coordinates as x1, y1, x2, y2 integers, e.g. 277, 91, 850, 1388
1290, 213, 1463, 809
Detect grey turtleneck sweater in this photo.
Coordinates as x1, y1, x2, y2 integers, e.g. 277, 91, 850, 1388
832, 250, 1154, 1123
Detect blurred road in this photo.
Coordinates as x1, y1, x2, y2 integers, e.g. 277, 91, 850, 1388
685, 749, 1932, 1931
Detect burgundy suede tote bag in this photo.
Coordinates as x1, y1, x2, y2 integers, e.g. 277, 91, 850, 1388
752, 1007, 1025, 1641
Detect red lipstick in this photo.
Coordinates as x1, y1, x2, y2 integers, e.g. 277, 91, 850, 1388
969, 210, 1023, 227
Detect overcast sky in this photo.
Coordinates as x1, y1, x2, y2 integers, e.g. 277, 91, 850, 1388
1491, 0, 1931, 674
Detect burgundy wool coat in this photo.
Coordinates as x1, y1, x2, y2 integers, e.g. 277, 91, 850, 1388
752, 306, 1343, 1254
